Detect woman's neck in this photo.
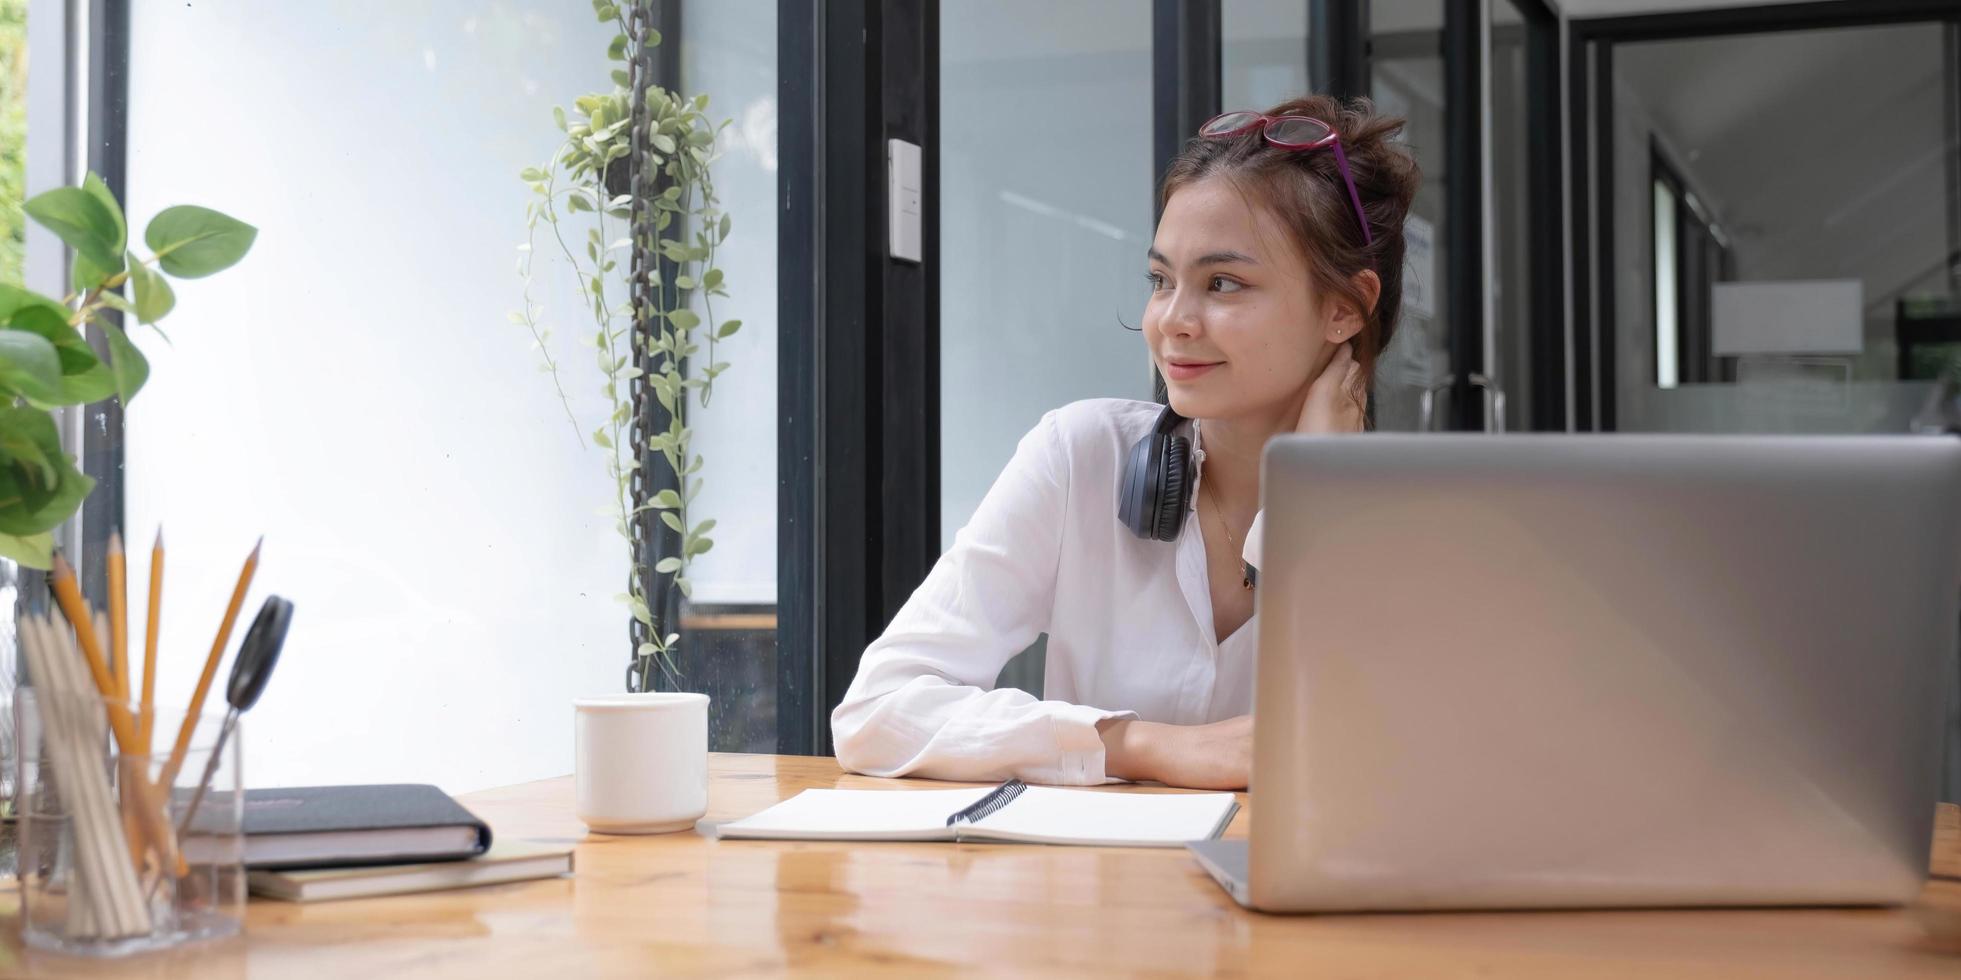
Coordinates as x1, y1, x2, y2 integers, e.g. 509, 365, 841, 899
1197, 389, 1308, 511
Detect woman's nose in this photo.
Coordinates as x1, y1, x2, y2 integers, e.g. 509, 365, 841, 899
1165, 288, 1204, 336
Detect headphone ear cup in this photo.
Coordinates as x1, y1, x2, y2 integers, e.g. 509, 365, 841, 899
1154, 436, 1191, 541
1118, 433, 1158, 539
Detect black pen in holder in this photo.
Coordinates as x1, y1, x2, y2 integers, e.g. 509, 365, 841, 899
177, 596, 293, 839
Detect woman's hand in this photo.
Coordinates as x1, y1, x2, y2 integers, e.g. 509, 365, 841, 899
1297, 342, 1366, 434
1098, 715, 1252, 790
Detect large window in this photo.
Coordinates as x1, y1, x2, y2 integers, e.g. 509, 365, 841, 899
119, 2, 780, 790
939, 1, 1154, 697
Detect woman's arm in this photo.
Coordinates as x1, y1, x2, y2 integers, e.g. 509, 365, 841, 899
1098, 716, 1252, 790
831, 410, 1136, 785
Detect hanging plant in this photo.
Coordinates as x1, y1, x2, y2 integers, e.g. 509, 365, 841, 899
515, 0, 737, 691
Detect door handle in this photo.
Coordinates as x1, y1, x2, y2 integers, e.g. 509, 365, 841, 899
1468, 373, 1507, 433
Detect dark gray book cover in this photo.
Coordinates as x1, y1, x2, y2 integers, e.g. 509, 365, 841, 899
239, 784, 492, 869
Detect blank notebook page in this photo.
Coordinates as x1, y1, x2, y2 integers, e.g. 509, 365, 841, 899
973, 787, 1236, 845
719, 788, 994, 839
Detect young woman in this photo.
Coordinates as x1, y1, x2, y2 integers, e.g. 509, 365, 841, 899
832, 96, 1422, 790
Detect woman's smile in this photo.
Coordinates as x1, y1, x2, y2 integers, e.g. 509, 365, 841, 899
1163, 358, 1224, 381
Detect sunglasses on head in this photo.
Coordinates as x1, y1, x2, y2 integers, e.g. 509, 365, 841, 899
1198, 111, 1374, 249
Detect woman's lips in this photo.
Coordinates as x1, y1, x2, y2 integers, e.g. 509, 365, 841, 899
1164, 361, 1222, 381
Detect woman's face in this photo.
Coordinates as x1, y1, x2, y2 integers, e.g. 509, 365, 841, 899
1143, 176, 1340, 423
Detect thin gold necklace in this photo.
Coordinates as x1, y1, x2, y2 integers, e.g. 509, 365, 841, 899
1201, 472, 1255, 591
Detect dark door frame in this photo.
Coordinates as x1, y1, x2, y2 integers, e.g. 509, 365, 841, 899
776, 0, 940, 755
1569, 0, 1961, 431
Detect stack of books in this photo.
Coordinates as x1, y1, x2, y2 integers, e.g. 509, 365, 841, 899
239, 785, 573, 903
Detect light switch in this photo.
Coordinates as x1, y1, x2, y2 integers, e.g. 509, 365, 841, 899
888, 138, 922, 264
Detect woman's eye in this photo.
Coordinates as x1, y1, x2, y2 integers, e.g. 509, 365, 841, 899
1211, 275, 1243, 294
1145, 272, 1167, 292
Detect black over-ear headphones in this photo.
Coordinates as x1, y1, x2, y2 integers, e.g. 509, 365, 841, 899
1117, 404, 1193, 541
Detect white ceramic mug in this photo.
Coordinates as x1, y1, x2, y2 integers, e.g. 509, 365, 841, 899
573, 692, 709, 834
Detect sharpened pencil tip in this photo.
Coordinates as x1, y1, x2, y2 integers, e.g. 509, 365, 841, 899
50, 551, 71, 578
250, 535, 263, 558
154, 526, 164, 550
109, 530, 123, 554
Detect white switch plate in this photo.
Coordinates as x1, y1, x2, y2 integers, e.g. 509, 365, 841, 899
888, 138, 922, 264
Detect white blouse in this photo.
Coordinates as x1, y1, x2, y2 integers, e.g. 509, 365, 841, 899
830, 398, 1260, 786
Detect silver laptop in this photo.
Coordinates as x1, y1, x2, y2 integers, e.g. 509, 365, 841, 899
1191, 434, 1961, 912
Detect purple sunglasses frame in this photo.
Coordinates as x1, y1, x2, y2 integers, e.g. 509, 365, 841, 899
1199, 111, 1374, 248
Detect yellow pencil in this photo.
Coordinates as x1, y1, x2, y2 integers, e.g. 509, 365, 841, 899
142, 528, 163, 754
159, 537, 260, 790
109, 532, 129, 703
49, 554, 185, 876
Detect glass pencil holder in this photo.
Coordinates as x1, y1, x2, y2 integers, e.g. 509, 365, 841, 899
13, 688, 245, 958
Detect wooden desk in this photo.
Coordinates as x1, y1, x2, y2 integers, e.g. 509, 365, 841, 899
3, 753, 1958, 977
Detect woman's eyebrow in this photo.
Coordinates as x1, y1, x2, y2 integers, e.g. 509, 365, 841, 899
1146, 248, 1258, 266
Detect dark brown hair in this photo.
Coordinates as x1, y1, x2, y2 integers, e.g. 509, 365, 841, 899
1159, 95, 1422, 393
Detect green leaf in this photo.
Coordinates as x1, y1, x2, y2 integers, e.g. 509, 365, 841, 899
23, 186, 125, 275
0, 413, 56, 484
652, 488, 682, 509
719, 213, 732, 240
71, 249, 111, 293
0, 531, 55, 569
100, 323, 149, 402
610, 69, 630, 87
4, 305, 116, 406
0, 331, 66, 405
519, 166, 547, 182
654, 557, 682, 574
144, 205, 258, 278
703, 268, 723, 290
0, 407, 95, 535
553, 105, 568, 131
80, 172, 128, 255
660, 511, 684, 533
652, 133, 676, 155
607, 33, 627, 60
126, 256, 176, 323
593, 426, 613, 449
668, 309, 700, 331
0, 284, 67, 323
716, 319, 741, 339
692, 518, 716, 536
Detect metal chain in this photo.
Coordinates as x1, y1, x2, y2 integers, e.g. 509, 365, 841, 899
624, 0, 656, 692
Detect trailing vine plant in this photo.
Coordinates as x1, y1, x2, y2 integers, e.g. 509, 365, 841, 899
516, 0, 736, 691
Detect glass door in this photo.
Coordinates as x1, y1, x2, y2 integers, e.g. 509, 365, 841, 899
1368, 0, 1455, 430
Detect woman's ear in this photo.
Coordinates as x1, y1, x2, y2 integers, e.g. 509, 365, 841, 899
1322, 269, 1383, 345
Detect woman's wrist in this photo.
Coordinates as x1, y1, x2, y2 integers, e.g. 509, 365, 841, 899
1097, 717, 1161, 782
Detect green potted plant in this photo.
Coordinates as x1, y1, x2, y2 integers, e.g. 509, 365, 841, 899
515, 0, 737, 693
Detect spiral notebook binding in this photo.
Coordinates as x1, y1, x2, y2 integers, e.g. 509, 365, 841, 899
945, 779, 1028, 827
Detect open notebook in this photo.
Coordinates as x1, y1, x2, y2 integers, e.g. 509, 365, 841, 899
715, 780, 1238, 848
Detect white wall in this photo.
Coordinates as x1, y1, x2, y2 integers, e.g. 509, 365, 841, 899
123, 3, 629, 794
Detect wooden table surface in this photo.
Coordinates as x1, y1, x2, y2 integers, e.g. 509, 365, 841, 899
2, 753, 1958, 978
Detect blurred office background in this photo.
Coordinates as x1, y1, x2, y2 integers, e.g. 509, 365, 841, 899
7, 0, 1959, 796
